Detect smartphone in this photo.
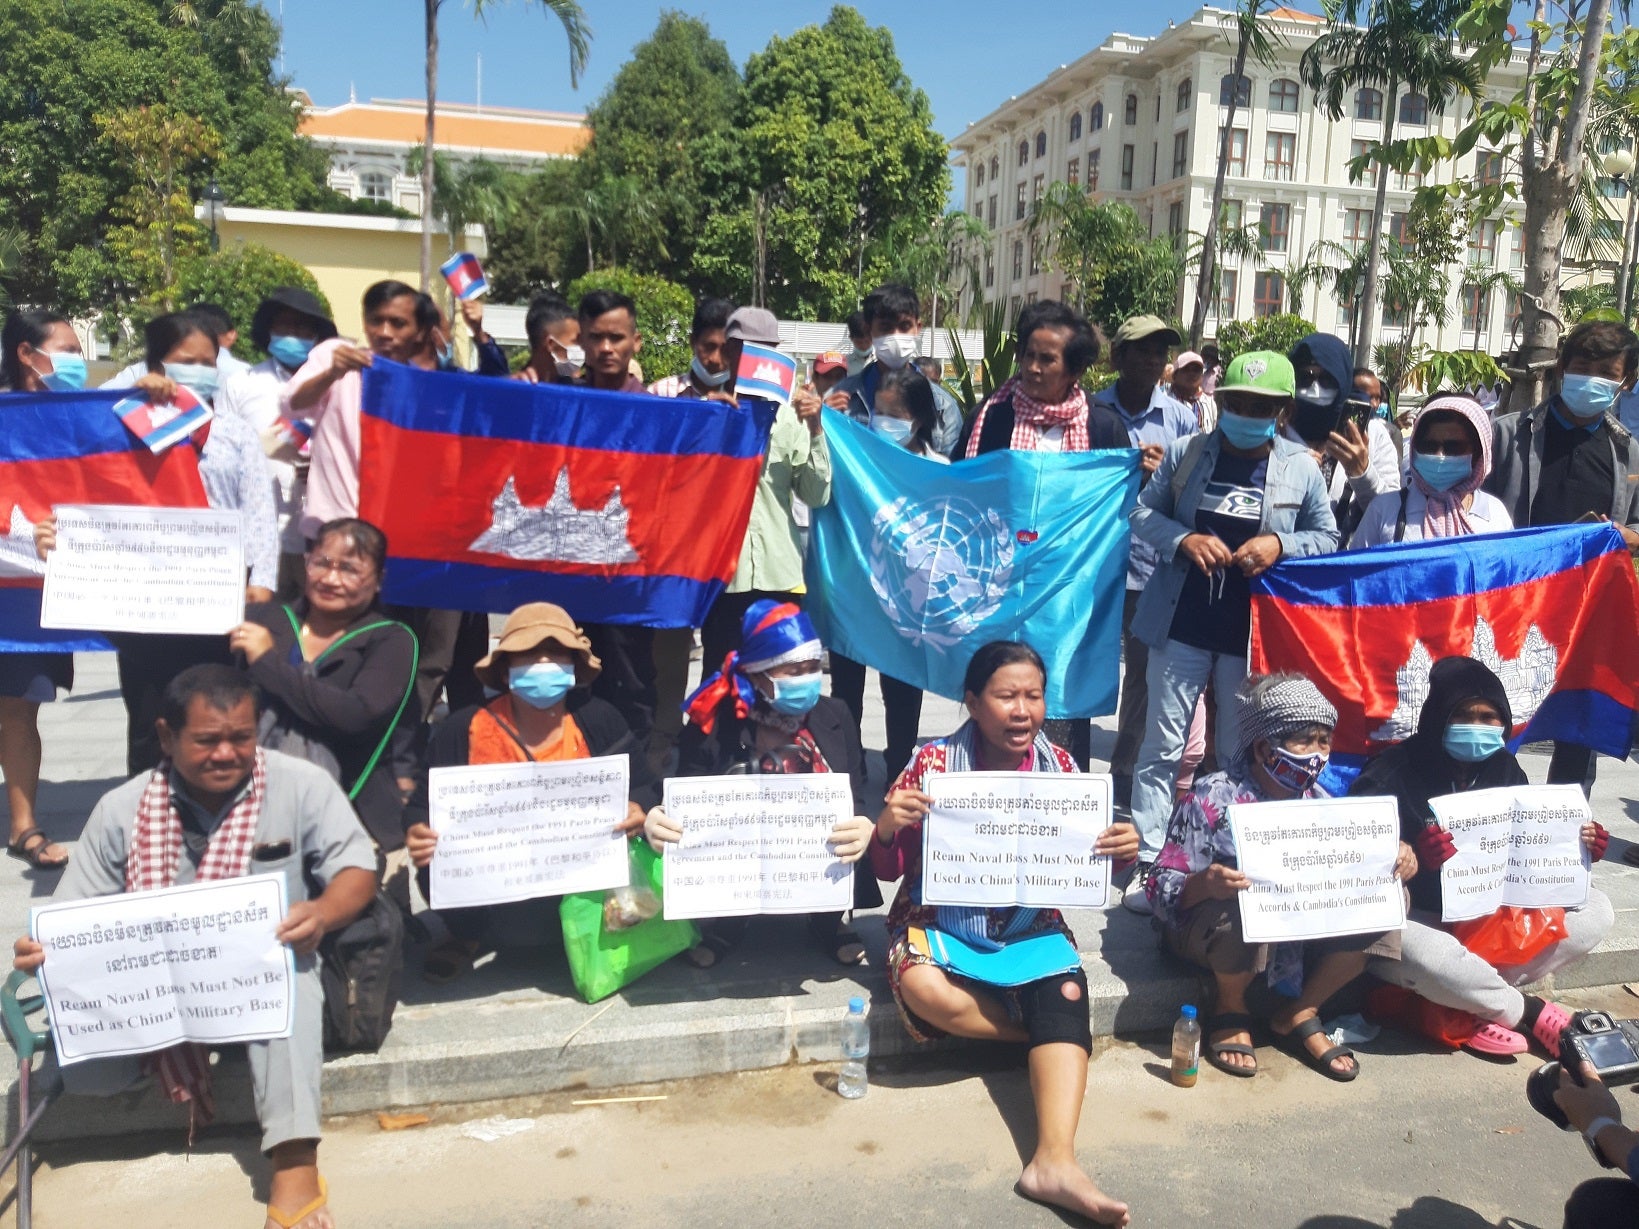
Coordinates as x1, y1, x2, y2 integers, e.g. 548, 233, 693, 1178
1344, 395, 1375, 431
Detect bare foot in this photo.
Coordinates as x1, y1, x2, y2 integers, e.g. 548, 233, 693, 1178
1018, 1157, 1131, 1226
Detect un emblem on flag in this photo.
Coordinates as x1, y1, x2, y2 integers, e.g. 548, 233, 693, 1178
868, 496, 1014, 649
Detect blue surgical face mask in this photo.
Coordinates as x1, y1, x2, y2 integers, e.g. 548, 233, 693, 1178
766, 672, 823, 717
163, 362, 218, 404
1412, 451, 1473, 492
1444, 722, 1506, 763
508, 661, 576, 709
1262, 744, 1327, 793
872, 416, 914, 446
1219, 410, 1279, 449
1560, 374, 1623, 422
37, 350, 87, 392
691, 355, 732, 389
268, 335, 317, 370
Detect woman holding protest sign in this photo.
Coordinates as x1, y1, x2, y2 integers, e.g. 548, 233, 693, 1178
871, 640, 1138, 1227
644, 599, 879, 968
1148, 673, 1415, 1083
402, 602, 657, 984
1349, 656, 1612, 1057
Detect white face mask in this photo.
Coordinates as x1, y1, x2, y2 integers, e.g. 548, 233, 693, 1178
873, 333, 918, 370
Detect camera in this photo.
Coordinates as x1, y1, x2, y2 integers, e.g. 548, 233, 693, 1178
1527, 1011, 1639, 1132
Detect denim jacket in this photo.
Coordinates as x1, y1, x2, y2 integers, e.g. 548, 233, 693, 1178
1128, 431, 1338, 650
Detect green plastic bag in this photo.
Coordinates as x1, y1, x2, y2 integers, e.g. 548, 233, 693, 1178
559, 840, 698, 1003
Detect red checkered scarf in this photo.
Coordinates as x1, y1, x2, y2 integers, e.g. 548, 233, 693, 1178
125, 751, 268, 1130
962, 378, 1090, 457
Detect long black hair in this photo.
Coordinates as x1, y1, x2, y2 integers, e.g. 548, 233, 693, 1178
144, 311, 218, 372
2, 307, 70, 390
962, 641, 1047, 697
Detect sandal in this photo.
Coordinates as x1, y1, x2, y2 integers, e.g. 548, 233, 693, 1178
1204, 1011, 1258, 1078
684, 930, 740, 969
1273, 1015, 1359, 1082
7, 828, 67, 871
264, 1175, 332, 1229
422, 939, 481, 985
809, 915, 866, 966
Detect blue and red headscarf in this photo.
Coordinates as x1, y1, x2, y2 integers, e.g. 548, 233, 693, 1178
682, 599, 823, 733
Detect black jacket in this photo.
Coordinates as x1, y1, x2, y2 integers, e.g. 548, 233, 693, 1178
244, 600, 420, 850
402, 693, 661, 833
1348, 656, 1526, 914
956, 389, 1126, 458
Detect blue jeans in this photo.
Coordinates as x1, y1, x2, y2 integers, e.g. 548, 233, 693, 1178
1131, 638, 1247, 860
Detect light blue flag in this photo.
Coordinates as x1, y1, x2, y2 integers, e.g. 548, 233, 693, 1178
806, 409, 1141, 719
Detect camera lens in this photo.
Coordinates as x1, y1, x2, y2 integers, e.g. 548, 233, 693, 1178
1527, 1061, 1572, 1131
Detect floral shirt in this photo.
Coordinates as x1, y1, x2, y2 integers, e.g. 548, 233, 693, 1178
1146, 766, 1329, 930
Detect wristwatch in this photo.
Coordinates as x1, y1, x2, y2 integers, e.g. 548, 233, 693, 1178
1582, 1115, 1621, 1167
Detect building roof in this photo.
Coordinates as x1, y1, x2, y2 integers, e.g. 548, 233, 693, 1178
299, 98, 589, 160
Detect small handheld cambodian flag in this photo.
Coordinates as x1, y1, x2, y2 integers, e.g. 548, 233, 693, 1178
440, 252, 488, 301
734, 342, 797, 405
114, 387, 212, 454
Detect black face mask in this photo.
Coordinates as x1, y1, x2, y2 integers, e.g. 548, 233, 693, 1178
1291, 399, 1340, 444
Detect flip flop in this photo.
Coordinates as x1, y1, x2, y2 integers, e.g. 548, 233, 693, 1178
421, 939, 480, 985
265, 1175, 332, 1229
1204, 1011, 1258, 1078
7, 828, 67, 871
809, 915, 866, 966
1274, 1015, 1359, 1082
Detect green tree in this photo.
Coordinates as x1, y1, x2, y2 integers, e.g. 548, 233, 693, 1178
691, 6, 947, 318
175, 242, 331, 361
421, 0, 590, 288
565, 267, 692, 380
1299, 0, 1485, 367
880, 209, 990, 333
580, 12, 741, 280
405, 148, 529, 266
485, 160, 583, 298
1216, 312, 1317, 361
1027, 186, 1181, 336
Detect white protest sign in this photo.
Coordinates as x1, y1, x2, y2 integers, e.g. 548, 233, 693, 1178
661, 774, 853, 919
1433, 783, 1590, 923
1229, 796, 1406, 944
920, 771, 1113, 909
428, 755, 631, 910
40, 504, 245, 635
31, 874, 294, 1066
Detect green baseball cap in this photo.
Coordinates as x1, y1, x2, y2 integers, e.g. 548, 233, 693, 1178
1114, 314, 1182, 347
1219, 350, 1295, 397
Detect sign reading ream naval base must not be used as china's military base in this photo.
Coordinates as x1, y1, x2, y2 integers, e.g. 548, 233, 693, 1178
1229, 796, 1406, 944
29, 875, 294, 1065
1433, 783, 1591, 923
920, 773, 1114, 910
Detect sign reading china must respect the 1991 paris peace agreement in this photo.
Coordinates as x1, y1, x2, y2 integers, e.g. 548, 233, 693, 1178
920, 772, 1114, 909
1434, 783, 1591, 923
40, 504, 246, 635
29, 874, 294, 1066
428, 755, 631, 910
1228, 796, 1406, 944
661, 775, 854, 920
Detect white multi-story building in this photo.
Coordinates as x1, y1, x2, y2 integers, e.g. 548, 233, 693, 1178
950, 5, 1548, 355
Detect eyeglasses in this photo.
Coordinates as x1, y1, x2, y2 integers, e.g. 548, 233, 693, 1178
305, 555, 374, 582
1416, 439, 1472, 457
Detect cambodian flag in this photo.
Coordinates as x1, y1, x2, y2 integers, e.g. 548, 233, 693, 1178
1250, 523, 1639, 787
0, 391, 209, 652
439, 252, 488, 301
734, 342, 797, 405
358, 361, 777, 627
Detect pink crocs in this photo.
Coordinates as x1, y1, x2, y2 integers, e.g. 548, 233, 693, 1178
1463, 1019, 1530, 1057
1530, 1001, 1574, 1055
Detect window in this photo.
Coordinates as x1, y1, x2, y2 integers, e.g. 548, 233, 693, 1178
1177, 79, 1193, 112
1035, 130, 1047, 159
1120, 144, 1135, 190
1088, 149, 1101, 192
1068, 157, 1080, 185
984, 250, 995, 289
1468, 218, 1500, 265
1029, 237, 1043, 275
1350, 139, 1377, 188
359, 170, 393, 201
975, 162, 986, 188
1601, 176, 1630, 199
1069, 112, 1083, 142
1032, 173, 1045, 204
1259, 202, 1291, 253
1168, 200, 1185, 236
1015, 182, 1027, 220
1264, 131, 1295, 180
1091, 102, 1105, 131
987, 194, 997, 227
1399, 93, 1429, 125
1012, 239, 1024, 281
1215, 269, 1239, 319
1355, 87, 1383, 121
1219, 74, 1251, 108
1172, 130, 1190, 178
1383, 297, 1410, 329
1477, 151, 1504, 187
1124, 94, 1139, 125
1394, 161, 1426, 192
973, 202, 983, 221
1509, 225, 1524, 269
1018, 140, 1029, 167
1388, 211, 1411, 245
1343, 207, 1372, 253
1461, 283, 1491, 336
1220, 199, 1244, 232
1221, 127, 1248, 176
990, 155, 1000, 179
1506, 290, 1523, 335
1269, 78, 1299, 113
1253, 271, 1285, 317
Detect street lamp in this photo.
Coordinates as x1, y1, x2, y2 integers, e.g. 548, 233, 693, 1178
1601, 148, 1637, 320
202, 177, 226, 254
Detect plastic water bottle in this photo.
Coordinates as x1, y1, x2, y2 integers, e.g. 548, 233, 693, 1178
838, 996, 869, 1099
1171, 1004, 1200, 1087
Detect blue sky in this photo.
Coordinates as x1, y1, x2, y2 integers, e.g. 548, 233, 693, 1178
271, 0, 1222, 141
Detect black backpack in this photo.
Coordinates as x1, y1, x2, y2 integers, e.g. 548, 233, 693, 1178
317, 888, 404, 1053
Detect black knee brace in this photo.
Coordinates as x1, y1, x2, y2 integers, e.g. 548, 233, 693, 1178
1018, 968, 1092, 1052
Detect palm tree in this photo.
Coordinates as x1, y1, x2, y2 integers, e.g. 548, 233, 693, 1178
882, 210, 990, 332
1300, 0, 1484, 367
1285, 237, 1369, 345
420, 0, 590, 289
1188, 0, 1283, 347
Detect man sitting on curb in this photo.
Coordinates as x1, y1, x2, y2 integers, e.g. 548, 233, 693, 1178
13, 664, 376, 1229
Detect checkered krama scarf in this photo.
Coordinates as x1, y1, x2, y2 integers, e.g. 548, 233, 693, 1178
962, 378, 1092, 457
126, 750, 268, 1128
1234, 677, 1337, 761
